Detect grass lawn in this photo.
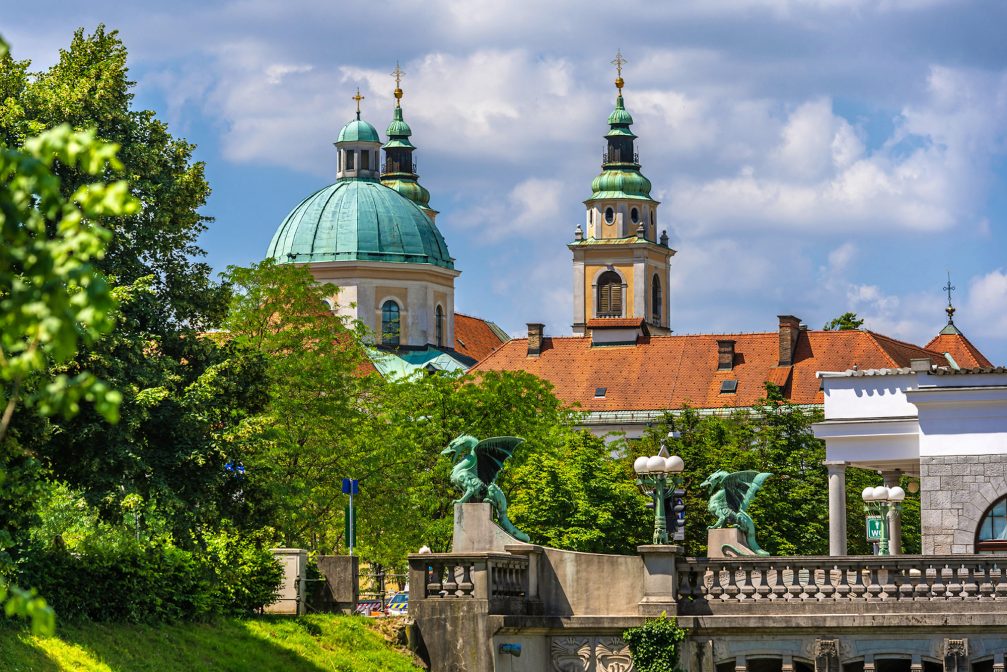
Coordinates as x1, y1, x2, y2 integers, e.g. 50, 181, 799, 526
0, 614, 423, 671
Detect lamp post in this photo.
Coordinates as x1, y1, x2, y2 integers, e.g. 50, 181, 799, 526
634, 435, 685, 545
861, 484, 905, 556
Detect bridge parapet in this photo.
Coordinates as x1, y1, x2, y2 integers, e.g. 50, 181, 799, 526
677, 554, 1007, 616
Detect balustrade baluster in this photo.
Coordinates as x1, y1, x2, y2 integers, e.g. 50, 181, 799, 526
899, 565, 918, 601
803, 564, 819, 600
866, 563, 882, 602
725, 563, 741, 601
739, 564, 756, 600
753, 563, 770, 601
819, 563, 836, 600
962, 562, 979, 600
787, 562, 803, 601
933, 564, 950, 601
427, 563, 444, 598
835, 563, 852, 601
992, 563, 1007, 601
770, 563, 786, 601
948, 563, 965, 600
709, 565, 725, 600
459, 562, 474, 597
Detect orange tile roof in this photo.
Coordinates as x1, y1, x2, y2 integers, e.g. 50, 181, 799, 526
454, 313, 508, 361
472, 329, 952, 412
924, 331, 993, 369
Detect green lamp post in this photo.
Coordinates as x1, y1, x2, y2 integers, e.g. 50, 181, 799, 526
861, 484, 905, 555
634, 434, 685, 545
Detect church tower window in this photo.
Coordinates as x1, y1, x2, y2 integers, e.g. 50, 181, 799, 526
435, 305, 444, 347
597, 271, 624, 317
346, 150, 355, 170
604, 207, 614, 224
360, 150, 370, 170
631, 207, 639, 224
652, 274, 662, 322
381, 300, 401, 346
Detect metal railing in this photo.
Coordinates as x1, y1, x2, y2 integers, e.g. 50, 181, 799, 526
381, 160, 417, 174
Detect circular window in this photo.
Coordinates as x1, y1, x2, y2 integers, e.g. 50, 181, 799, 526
631, 208, 639, 223
604, 207, 614, 224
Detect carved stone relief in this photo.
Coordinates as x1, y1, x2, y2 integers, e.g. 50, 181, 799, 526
815, 639, 841, 672
551, 636, 634, 672
944, 639, 969, 672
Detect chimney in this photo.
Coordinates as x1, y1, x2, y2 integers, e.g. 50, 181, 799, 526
527, 323, 544, 357
717, 339, 735, 370
778, 315, 801, 366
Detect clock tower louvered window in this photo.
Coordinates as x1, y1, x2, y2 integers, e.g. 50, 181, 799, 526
597, 271, 624, 317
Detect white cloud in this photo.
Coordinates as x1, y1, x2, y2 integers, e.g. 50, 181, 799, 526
265, 64, 313, 85
965, 270, 1007, 338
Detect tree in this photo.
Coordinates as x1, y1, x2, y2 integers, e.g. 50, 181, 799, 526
634, 385, 920, 556
823, 312, 864, 331
1, 29, 140, 634
507, 431, 652, 554
1, 27, 247, 536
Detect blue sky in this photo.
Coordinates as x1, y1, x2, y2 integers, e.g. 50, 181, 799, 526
6, 0, 1007, 363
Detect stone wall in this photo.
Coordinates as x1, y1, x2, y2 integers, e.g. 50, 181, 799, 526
920, 454, 1007, 554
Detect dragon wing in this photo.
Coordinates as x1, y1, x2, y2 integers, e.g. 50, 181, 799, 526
720, 471, 772, 512
474, 437, 525, 485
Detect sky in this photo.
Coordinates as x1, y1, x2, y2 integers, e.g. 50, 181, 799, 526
5, 0, 1007, 363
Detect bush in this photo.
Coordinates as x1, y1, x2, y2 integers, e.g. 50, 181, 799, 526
623, 613, 687, 672
18, 533, 282, 623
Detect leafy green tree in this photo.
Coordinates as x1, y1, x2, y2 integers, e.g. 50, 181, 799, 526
1, 30, 142, 634
635, 385, 920, 556
507, 431, 651, 554
221, 260, 372, 551
1, 27, 250, 536
623, 613, 687, 672
823, 312, 864, 331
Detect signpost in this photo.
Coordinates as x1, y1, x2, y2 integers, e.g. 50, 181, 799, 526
342, 478, 359, 556
866, 515, 884, 554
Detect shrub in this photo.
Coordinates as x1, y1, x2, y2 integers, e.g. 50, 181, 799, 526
623, 612, 687, 672
201, 528, 283, 615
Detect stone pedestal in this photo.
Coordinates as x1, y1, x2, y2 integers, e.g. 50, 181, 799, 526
638, 544, 682, 615
316, 555, 359, 614
452, 502, 521, 552
707, 528, 757, 558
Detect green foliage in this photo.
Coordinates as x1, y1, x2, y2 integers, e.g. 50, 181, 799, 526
823, 312, 864, 331
623, 612, 686, 672
636, 385, 921, 556
1, 26, 254, 541
201, 528, 284, 615
0, 615, 423, 671
508, 431, 651, 554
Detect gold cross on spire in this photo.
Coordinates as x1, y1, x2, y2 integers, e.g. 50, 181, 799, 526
352, 88, 364, 119
611, 49, 627, 92
391, 62, 405, 106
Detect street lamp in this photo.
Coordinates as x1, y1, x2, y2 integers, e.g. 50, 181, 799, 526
634, 434, 685, 545
861, 484, 905, 556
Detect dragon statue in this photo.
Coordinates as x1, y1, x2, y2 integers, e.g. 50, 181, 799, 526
441, 435, 530, 542
701, 470, 772, 556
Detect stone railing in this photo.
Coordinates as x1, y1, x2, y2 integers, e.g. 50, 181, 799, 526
409, 552, 528, 606
677, 555, 1007, 615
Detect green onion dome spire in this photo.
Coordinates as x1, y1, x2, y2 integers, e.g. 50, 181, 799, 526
588, 53, 654, 202
380, 63, 433, 212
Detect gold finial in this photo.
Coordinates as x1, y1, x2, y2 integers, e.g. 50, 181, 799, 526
390, 62, 405, 106
352, 87, 365, 119
611, 49, 627, 92
943, 271, 956, 325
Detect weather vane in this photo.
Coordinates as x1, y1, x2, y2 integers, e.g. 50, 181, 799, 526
943, 271, 956, 325
391, 62, 405, 106
352, 88, 364, 119
611, 49, 626, 92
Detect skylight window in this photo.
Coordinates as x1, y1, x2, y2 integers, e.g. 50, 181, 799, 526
594, 387, 607, 398
720, 380, 738, 394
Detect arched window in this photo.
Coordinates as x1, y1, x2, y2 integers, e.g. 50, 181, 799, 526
604, 207, 614, 224
631, 207, 639, 223
596, 271, 623, 318
381, 300, 401, 346
435, 305, 444, 347
652, 274, 662, 322
976, 495, 1007, 554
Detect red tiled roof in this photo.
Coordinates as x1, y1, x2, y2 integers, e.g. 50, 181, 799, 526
924, 332, 993, 369
454, 313, 508, 361
472, 329, 951, 412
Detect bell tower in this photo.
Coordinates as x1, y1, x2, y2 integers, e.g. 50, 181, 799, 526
569, 51, 675, 336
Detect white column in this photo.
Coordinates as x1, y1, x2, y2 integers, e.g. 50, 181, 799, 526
883, 470, 902, 555
826, 461, 848, 556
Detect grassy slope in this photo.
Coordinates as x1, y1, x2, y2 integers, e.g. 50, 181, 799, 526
0, 614, 423, 672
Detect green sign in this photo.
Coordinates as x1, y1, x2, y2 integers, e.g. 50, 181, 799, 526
866, 515, 884, 542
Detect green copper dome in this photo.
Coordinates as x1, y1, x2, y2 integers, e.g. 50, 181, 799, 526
607, 94, 635, 130
382, 177, 431, 208
384, 107, 413, 147
337, 119, 380, 143
267, 180, 453, 269
590, 170, 653, 200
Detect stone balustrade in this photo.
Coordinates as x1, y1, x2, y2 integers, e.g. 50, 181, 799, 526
677, 555, 1007, 615
409, 552, 529, 604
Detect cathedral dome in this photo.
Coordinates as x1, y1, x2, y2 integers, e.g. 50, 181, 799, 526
590, 169, 653, 200
266, 180, 454, 269
337, 119, 381, 143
